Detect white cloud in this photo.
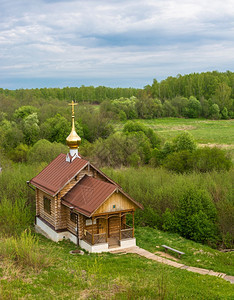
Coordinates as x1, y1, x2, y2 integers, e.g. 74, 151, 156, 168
0, 0, 234, 88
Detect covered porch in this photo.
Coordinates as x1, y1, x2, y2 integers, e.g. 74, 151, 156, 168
82, 210, 135, 248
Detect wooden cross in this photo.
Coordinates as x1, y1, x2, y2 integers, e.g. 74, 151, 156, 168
68, 100, 78, 116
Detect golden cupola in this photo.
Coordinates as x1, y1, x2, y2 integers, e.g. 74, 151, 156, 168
66, 101, 81, 158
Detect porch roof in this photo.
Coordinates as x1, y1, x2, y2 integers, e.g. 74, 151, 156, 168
62, 175, 117, 217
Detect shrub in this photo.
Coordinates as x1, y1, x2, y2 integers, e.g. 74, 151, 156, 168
163, 150, 193, 173
172, 188, 219, 244
172, 131, 196, 152
191, 147, 232, 172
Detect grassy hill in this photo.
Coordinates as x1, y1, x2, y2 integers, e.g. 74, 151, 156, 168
0, 227, 233, 299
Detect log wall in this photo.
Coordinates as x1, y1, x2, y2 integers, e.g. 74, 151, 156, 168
37, 190, 55, 227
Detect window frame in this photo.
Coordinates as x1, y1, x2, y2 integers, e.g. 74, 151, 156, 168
70, 212, 77, 224
43, 196, 51, 215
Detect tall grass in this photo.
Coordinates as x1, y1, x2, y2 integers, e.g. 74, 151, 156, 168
0, 163, 44, 236
0, 230, 52, 270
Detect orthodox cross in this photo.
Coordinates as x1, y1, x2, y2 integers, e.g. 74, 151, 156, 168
68, 100, 78, 116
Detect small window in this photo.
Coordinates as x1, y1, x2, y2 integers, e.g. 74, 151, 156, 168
43, 197, 51, 215
70, 212, 77, 224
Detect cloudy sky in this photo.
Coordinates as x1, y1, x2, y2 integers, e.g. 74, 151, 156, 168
1, 0, 234, 89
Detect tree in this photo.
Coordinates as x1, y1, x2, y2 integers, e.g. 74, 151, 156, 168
172, 131, 197, 152
209, 104, 220, 119
221, 107, 229, 119
23, 113, 40, 145
171, 96, 189, 117
13, 106, 38, 121
27, 139, 67, 164
213, 82, 232, 110
40, 114, 71, 144
186, 96, 201, 118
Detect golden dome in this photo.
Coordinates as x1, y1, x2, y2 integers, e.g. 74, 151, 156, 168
66, 101, 81, 149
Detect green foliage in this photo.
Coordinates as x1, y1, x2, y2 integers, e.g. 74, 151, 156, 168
123, 120, 161, 149
172, 131, 197, 152
209, 104, 220, 119
191, 147, 232, 172
103, 167, 234, 247
221, 107, 229, 119
186, 96, 202, 118
118, 110, 127, 121
172, 188, 218, 244
13, 105, 38, 120
23, 112, 40, 145
79, 106, 114, 142
27, 139, 67, 164
163, 150, 193, 173
40, 114, 71, 143
9, 143, 29, 162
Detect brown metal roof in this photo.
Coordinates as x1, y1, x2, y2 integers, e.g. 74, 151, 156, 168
30, 153, 88, 196
62, 175, 117, 217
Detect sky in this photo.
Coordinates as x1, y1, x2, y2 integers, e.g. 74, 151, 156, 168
0, 0, 234, 89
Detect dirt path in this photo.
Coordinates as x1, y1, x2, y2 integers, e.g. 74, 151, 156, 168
110, 246, 234, 284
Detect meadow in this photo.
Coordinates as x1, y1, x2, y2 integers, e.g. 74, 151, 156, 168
115, 118, 234, 145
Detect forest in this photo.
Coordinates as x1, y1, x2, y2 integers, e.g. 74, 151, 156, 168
0, 71, 233, 251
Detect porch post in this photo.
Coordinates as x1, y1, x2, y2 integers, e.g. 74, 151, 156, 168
119, 213, 121, 240
92, 216, 94, 245
105, 215, 108, 243
76, 213, 79, 246
132, 211, 135, 238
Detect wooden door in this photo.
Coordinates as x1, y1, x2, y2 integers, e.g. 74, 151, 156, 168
98, 218, 106, 234
108, 216, 119, 238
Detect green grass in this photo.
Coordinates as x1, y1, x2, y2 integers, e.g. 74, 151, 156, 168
115, 118, 234, 145
135, 227, 234, 276
0, 231, 233, 299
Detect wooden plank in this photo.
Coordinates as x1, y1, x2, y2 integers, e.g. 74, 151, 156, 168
94, 192, 138, 215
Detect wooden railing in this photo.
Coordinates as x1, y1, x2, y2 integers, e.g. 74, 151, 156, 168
83, 231, 106, 245
84, 231, 92, 244
121, 227, 133, 239
93, 233, 106, 244
83, 226, 133, 245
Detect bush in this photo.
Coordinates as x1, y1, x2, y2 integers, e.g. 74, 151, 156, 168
163, 188, 219, 245
172, 131, 196, 152
191, 147, 232, 172
163, 150, 193, 173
